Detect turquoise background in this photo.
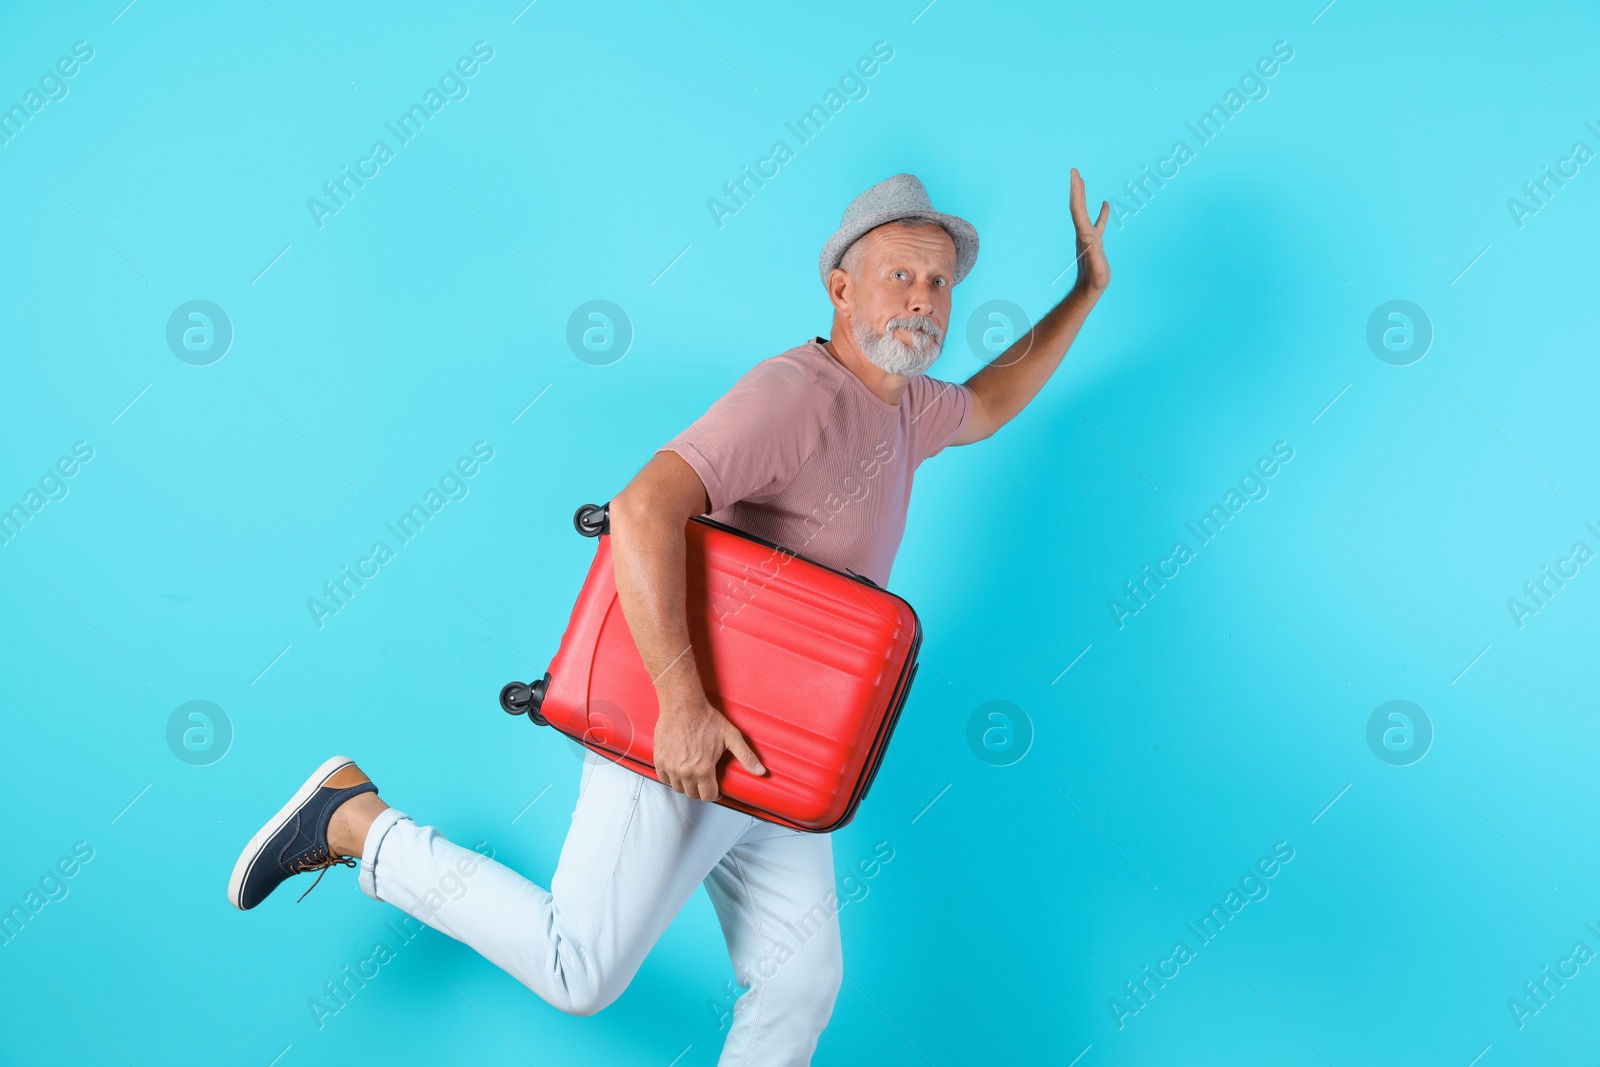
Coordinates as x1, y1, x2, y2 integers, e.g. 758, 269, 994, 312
3, 0, 1598, 1063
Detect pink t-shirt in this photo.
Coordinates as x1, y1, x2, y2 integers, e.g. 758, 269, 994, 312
656, 336, 973, 589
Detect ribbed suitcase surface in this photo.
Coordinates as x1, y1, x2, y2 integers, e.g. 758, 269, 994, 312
500, 505, 921, 832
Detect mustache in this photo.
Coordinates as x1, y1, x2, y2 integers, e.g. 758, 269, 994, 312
885, 316, 942, 343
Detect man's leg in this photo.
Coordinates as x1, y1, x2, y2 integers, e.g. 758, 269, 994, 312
703, 822, 844, 1066
355, 749, 757, 1016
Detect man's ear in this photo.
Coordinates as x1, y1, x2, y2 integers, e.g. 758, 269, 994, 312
826, 267, 853, 313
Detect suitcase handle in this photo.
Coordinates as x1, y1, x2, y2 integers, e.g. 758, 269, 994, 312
573, 502, 880, 587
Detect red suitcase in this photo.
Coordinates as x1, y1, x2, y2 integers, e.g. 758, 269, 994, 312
499, 502, 921, 832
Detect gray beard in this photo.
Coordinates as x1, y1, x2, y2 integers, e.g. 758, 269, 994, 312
853, 315, 945, 377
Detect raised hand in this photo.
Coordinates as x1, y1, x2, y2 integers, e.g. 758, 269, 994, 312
1069, 167, 1111, 296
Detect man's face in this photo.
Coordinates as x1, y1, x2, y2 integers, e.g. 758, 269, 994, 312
844, 222, 957, 377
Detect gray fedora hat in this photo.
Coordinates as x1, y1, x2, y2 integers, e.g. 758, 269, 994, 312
819, 173, 979, 288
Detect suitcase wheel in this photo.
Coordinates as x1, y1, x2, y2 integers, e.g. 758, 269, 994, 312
500, 674, 551, 726
573, 502, 610, 538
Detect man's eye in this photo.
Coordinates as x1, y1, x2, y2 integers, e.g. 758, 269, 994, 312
892, 270, 907, 280
934, 277, 946, 287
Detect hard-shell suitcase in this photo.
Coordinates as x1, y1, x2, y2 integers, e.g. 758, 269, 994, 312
498, 502, 921, 832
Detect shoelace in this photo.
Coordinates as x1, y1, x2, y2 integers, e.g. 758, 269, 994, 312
290, 844, 358, 903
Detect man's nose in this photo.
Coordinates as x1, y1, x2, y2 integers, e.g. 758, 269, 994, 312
906, 284, 942, 319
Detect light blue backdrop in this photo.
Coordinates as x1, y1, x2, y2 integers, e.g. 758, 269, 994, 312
3, 1, 1597, 1064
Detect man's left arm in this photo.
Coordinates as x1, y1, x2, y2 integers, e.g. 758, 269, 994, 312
953, 167, 1111, 445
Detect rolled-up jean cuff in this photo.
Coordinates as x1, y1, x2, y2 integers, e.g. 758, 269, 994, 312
358, 806, 409, 900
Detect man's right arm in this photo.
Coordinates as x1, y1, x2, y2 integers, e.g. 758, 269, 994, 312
609, 450, 766, 802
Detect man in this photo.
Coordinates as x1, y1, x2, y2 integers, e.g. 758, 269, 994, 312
228, 170, 1110, 1064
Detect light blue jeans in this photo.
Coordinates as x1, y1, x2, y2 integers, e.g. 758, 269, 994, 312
357, 749, 844, 1066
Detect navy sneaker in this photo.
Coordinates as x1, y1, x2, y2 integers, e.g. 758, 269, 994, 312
228, 755, 379, 910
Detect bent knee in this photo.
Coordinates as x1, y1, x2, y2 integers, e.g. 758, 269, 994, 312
559, 989, 609, 1018
808, 954, 845, 1022
530, 934, 626, 1017
745, 946, 843, 1026
550, 972, 627, 1018
807, 935, 844, 1003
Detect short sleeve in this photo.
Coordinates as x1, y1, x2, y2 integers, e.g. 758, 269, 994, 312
910, 376, 973, 465
655, 355, 828, 514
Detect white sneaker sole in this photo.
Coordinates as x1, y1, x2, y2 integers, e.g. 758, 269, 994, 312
227, 754, 356, 910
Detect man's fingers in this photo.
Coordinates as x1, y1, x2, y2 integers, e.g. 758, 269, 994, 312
684, 771, 716, 803
1095, 200, 1109, 232
725, 729, 767, 775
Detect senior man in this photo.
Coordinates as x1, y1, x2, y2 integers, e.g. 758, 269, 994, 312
228, 170, 1110, 1065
